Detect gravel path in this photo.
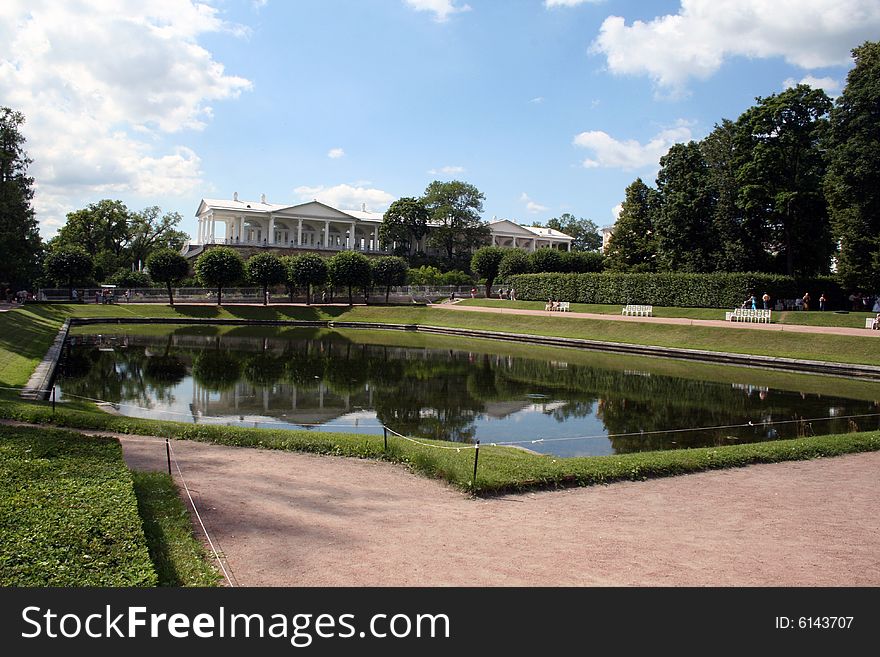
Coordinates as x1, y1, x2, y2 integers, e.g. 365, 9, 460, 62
120, 436, 880, 587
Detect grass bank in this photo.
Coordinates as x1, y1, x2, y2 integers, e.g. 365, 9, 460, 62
3, 302, 880, 369
0, 424, 157, 586
2, 395, 878, 495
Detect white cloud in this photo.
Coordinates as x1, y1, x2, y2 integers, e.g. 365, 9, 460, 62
573, 122, 694, 170
252, 0, 269, 8
612, 204, 622, 220
293, 184, 395, 212
428, 165, 465, 175
0, 1, 251, 234
783, 75, 841, 96
529, 96, 545, 104
520, 193, 548, 214
545, 0, 604, 7
591, 0, 880, 95
403, 0, 471, 23
328, 148, 345, 159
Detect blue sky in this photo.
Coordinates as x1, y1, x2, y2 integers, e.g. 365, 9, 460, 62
2, 1, 877, 241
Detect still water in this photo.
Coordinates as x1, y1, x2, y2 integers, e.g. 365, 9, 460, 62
56, 329, 879, 458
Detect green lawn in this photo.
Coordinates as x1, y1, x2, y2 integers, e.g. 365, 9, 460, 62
0, 424, 157, 586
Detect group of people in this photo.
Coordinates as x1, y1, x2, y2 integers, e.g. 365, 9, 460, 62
544, 298, 562, 311
745, 291, 830, 311
497, 287, 515, 300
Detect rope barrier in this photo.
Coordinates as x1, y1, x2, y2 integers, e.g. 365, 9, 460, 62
167, 440, 236, 587
385, 426, 478, 451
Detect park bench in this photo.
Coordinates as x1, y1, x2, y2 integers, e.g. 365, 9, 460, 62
622, 304, 653, 317
725, 308, 771, 323
545, 301, 571, 312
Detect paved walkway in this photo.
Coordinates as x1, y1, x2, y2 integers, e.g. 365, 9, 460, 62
434, 302, 880, 338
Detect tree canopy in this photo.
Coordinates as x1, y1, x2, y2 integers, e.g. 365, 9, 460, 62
327, 250, 372, 305
470, 246, 506, 297
145, 248, 189, 306
544, 214, 601, 252
194, 247, 244, 305
422, 180, 490, 265
0, 107, 42, 290
287, 253, 328, 304
245, 252, 286, 305
379, 197, 428, 255
371, 256, 409, 302
44, 246, 93, 298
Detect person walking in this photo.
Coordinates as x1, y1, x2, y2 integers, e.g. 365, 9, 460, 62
761, 292, 770, 310
819, 293, 827, 311
802, 291, 811, 311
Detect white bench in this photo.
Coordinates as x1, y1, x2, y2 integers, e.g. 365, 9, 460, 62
726, 308, 771, 323
545, 301, 571, 312
622, 304, 653, 317
867, 318, 878, 329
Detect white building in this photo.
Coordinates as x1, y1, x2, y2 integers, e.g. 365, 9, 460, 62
191, 195, 573, 254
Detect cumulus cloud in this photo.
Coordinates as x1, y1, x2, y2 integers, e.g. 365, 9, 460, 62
293, 184, 395, 212
612, 203, 623, 219
520, 193, 548, 214
783, 75, 841, 96
428, 165, 466, 175
573, 122, 694, 170
403, 0, 471, 23
0, 0, 251, 233
328, 148, 345, 159
591, 0, 880, 94
529, 97, 545, 104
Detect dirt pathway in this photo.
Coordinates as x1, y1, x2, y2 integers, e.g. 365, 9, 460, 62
434, 302, 879, 337
120, 436, 880, 587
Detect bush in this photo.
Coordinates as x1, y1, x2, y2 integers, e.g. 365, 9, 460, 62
408, 265, 444, 285
529, 248, 564, 273
107, 269, 153, 287
498, 249, 531, 281
561, 250, 605, 273
440, 269, 474, 286
508, 271, 844, 308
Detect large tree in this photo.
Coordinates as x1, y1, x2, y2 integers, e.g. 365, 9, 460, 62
379, 197, 429, 255
127, 206, 189, 270
54, 199, 131, 280
145, 248, 189, 306
288, 253, 328, 304
654, 141, 717, 272
422, 180, 490, 264
0, 107, 42, 291
371, 256, 409, 303
605, 179, 659, 272
825, 41, 880, 290
245, 252, 286, 305
470, 246, 506, 297
194, 247, 245, 306
327, 250, 372, 305
736, 84, 833, 277
544, 214, 601, 251
44, 246, 93, 299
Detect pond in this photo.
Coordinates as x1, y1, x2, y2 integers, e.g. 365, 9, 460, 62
55, 327, 880, 458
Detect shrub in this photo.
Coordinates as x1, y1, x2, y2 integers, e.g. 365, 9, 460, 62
194, 247, 245, 305
528, 248, 564, 273
498, 249, 531, 282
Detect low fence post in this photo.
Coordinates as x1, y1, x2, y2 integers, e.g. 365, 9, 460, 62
166, 439, 172, 475
51, 386, 56, 414
472, 440, 480, 490
383, 426, 388, 451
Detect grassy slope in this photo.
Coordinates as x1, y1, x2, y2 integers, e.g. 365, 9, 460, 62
8, 301, 879, 366
0, 424, 157, 586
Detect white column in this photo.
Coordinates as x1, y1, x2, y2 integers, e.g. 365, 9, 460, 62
268, 215, 276, 245
238, 216, 244, 242
197, 218, 203, 244
297, 218, 303, 246
349, 222, 355, 250
530, 238, 536, 252
324, 221, 330, 249
567, 241, 571, 252
372, 227, 378, 252
491, 234, 496, 246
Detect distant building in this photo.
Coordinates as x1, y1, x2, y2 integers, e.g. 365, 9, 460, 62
187, 194, 573, 257
601, 225, 614, 253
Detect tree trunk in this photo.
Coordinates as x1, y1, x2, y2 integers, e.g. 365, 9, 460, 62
348, 284, 353, 306
306, 284, 311, 305
385, 285, 390, 303
217, 285, 222, 306
167, 281, 174, 306
263, 284, 268, 305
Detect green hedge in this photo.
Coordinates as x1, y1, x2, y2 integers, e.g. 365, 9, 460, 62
508, 272, 843, 308
0, 425, 157, 586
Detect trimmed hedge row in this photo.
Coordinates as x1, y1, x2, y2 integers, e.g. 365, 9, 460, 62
0, 425, 157, 586
508, 272, 842, 308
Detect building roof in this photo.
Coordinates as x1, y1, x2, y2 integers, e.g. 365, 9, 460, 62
488, 219, 573, 241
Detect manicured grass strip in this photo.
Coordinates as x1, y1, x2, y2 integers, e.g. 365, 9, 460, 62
0, 424, 157, 586
0, 306, 69, 386
131, 472, 220, 587
3, 395, 878, 495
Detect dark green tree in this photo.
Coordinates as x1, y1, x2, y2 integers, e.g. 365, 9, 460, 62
560, 250, 605, 273
529, 248, 564, 273
497, 248, 531, 281
44, 246, 94, 299
379, 197, 429, 255
371, 256, 409, 303
146, 248, 189, 306
422, 180, 490, 264
825, 41, 880, 289
736, 84, 833, 276
544, 213, 601, 251
127, 206, 189, 270
245, 252, 286, 305
470, 246, 506, 297
327, 250, 372, 305
194, 247, 245, 305
0, 107, 42, 292
605, 178, 659, 272
288, 252, 328, 304
654, 141, 716, 272
54, 199, 131, 281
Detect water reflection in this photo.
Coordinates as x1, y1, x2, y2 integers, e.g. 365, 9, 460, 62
56, 331, 880, 458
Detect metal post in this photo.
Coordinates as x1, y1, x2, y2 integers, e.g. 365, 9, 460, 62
383, 426, 388, 451
472, 440, 480, 489
51, 386, 56, 414
165, 439, 172, 475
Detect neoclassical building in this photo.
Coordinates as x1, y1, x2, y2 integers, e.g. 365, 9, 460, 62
190, 194, 573, 256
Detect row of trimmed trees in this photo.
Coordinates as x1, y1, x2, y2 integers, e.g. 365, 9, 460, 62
470, 246, 604, 297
